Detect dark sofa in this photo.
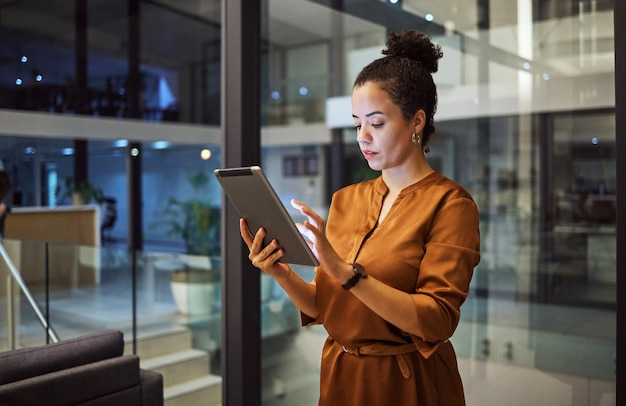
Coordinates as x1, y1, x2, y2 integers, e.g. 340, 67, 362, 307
0, 329, 163, 406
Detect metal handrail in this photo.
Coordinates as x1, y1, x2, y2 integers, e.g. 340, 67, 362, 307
0, 240, 59, 346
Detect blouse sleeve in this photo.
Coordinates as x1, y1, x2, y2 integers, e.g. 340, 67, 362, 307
410, 197, 480, 358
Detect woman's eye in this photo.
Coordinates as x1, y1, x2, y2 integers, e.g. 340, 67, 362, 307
371, 123, 383, 128
354, 125, 362, 131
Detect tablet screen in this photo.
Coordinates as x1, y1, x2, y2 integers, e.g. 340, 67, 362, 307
214, 166, 319, 267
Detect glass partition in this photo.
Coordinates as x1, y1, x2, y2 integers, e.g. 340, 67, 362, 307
549, 112, 616, 307
0, 0, 225, 403
0, 238, 224, 383
0, 239, 138, 349
0, 0, 618, 404
261, 1, 616, 405
0, 0, 221, 125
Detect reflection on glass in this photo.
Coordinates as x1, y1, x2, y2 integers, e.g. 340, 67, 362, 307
0, 0, 618, 404
260, 1, 616, 405
550, 113, 616, 307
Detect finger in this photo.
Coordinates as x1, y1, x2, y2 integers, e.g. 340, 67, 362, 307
267, 245, 286, 263
246, 227, 264, 257
239, 218, 254, 246
307, 213, 324, 229
259, 238, 280, 257
296, 222, 317, 243
291, 199, 310, 214
249, 244, 267, 263
251, 245, 284, 268
292, 200, 324, 229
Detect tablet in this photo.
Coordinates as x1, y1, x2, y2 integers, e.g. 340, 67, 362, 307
214, 166, 319, 267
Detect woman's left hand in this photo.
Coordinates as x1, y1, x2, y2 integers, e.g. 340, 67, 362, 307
291, 199, 347, 280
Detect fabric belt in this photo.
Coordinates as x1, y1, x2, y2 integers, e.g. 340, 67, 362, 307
339, 342, 419, 379
341, 342, 418, 357
339, 339, 450, 379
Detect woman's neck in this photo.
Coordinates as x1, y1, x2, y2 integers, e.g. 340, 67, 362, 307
382, 161, 434, 195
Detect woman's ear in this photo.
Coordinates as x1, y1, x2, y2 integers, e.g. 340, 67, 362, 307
412, 109, 426, 133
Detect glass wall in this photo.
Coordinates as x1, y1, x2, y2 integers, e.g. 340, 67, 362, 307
260, 1, 616, 405
0, 0, 618, 405
0, 2, 225, 404
0, 0, 220, 124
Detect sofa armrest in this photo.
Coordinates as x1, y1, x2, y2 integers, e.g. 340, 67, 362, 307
0, 355, 143, 406
140, 369, 164, 406
0, 329, 124, 385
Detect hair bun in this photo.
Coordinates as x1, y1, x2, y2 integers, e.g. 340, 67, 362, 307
382, 30, 442, 74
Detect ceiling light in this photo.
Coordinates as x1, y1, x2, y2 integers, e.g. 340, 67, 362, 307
152, 141, 170, 149
201, 149, 212, 160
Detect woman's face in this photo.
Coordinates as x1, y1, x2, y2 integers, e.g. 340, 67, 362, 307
352, 82, 417, 172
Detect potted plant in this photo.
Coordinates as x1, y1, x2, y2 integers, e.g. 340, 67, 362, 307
151, 171, 221, 315
58, 176, 104, 205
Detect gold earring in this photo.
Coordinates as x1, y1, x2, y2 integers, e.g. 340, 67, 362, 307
412, 133, 420, 145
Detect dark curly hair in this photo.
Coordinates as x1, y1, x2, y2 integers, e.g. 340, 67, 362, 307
353, 30, 443, 151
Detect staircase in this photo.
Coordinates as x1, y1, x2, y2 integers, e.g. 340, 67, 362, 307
124, 325, 222, 406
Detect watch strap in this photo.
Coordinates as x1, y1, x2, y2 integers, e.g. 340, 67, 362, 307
341, 263, 367, 291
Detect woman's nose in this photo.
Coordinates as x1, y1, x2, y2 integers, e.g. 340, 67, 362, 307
356, 126, 370, 144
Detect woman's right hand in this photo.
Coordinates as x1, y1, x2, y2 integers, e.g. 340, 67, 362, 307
240, 218, 291, 279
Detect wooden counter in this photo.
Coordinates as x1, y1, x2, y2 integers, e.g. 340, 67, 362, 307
5, 205, 100, 246
2, 205, 101, 290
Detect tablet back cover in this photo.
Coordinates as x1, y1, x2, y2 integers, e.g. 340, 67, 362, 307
214, 166, 318, 266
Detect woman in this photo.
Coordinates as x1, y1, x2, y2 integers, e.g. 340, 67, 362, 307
241, 30, 480, 405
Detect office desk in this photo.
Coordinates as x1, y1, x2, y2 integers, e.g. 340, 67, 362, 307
3, 205, 101, 290
5, 205, 100, 246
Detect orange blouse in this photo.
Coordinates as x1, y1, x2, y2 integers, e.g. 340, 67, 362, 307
303, 172, 480, 405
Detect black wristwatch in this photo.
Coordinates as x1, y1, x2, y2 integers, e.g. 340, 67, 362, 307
341, 263, 368, 290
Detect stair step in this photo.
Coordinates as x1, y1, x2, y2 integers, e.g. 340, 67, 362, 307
141, 348, 210, 387
124, 325, 192, 359
124, 324, 223, 404
164, 374, 222, 406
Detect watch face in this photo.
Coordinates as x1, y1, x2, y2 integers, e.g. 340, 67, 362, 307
353, 263, 367, 277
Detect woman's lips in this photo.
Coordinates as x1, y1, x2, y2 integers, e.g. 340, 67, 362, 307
362, 149, 376, 159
